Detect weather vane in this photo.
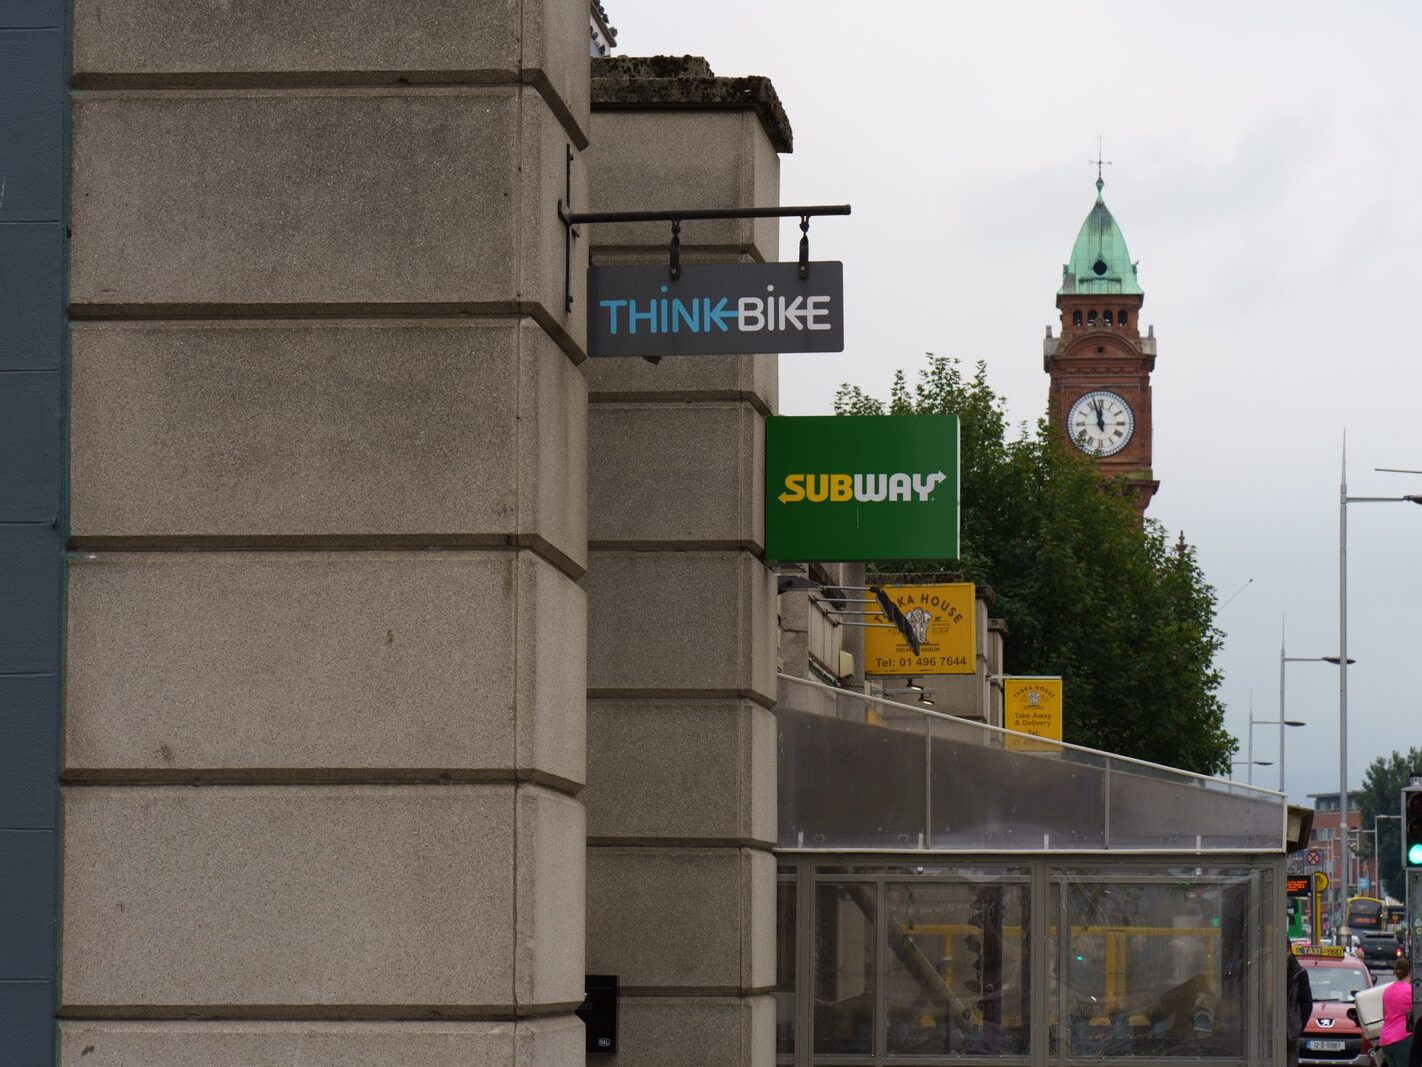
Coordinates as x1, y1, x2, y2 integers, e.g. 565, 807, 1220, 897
1090, 136, 1114, 184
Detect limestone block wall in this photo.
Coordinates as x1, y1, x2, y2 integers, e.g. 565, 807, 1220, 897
581, 56, 789, 1067
778, 562, 866, 686
61, 2, 590, 1062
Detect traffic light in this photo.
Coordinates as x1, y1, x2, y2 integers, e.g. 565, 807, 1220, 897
1404, 782, 1422, 868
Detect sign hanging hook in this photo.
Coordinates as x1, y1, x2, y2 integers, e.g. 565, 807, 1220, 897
669, 219, 681, 280
798, 216, 811, 279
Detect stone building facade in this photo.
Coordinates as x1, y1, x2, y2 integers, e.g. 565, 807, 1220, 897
0, 1, 816, 1062
0, 6, 1017, 1062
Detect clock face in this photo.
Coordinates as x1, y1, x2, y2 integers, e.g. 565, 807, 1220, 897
1067, 390, 1134, 457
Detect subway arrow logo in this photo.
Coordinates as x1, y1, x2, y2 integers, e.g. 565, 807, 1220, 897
777, 471, 948, 504
765, 415, 960, 563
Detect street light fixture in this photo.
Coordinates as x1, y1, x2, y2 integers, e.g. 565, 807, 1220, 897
1248, 708, 1306, 793
1277, 621, 1353, 796
1337, 445, 1422, 912
1230, 759, 1272, 783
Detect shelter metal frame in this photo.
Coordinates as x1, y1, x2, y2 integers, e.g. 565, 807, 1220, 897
774, 852, 1286, 1067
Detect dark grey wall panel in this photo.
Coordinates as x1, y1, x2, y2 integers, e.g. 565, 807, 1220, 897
0, 28, 64, 221
0, 980, 52, 1066
0, 5, 65, 1062
0, 830, 57, 978
0, 225, 63, 371
0, 372, 62, 516
0, 526, 61, 674
0, 676, 59, 830
0, 0, 62, 29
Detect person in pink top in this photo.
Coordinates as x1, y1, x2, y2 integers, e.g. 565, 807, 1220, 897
1379, 957, 1413, 1066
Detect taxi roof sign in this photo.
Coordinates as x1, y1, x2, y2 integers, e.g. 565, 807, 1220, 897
1291, 944, 1346, 958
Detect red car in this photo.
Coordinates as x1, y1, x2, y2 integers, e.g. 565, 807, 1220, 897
1295, 946, 1375, 1066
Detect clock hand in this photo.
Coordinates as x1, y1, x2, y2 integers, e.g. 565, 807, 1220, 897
1095, 399, 1105, 432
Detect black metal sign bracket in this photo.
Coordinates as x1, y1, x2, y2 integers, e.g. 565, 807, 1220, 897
560, 145, 579, 313
556, 162, 849, 315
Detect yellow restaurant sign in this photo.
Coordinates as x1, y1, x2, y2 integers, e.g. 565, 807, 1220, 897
1002, 676, 1063, 752
863, 583, 975, 676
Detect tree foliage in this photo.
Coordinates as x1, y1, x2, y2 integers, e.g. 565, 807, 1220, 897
836, 355, 1235, 775
1359, 746, 1422, 900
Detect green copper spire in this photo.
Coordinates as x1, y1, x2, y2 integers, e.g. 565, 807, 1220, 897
1059, 177, 1142, 296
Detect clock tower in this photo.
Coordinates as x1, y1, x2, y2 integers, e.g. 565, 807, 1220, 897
1044, 175, 1159, 514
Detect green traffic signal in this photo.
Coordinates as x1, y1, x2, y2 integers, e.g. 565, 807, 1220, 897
1410, 841, 1422, 867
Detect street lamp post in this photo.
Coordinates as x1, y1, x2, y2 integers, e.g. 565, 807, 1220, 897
1337, 444, 1422, 918
1374, 813, 1402, 898
1278, 620, 1350, 796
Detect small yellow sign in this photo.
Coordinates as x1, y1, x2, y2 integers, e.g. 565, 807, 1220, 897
863, 583, 975, 676
1002, 676, 1063, 752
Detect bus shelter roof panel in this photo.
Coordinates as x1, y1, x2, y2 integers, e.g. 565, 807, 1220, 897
776, 675, 1285, 854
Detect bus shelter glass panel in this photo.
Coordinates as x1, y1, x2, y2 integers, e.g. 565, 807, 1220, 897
1049, 869, 1259, 1060
777, 675, 1286, 855
928, 716, 1107, 851
883, 879, 1031, 1057
815, 881, 878, 1055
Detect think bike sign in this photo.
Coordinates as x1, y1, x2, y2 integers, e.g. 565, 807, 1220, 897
587, 262, 844, 359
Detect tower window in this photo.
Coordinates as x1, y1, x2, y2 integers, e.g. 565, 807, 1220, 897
1119, 309, 1129, 327
1072, 310, 1082, 326
1092, 258, 1108, 276
1087, 310, 1097, 325
1104, 310, 1114, 326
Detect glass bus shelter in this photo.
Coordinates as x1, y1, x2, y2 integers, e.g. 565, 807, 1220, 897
775, 676, 1289, 1067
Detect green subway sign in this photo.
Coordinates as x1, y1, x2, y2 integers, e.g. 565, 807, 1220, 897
765, 415, 960, 562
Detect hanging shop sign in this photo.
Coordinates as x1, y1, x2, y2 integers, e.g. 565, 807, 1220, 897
587, 262, 844, 359
1002, 676, 1063, 753
764, 414, 959, 562
863, 583, 975, 677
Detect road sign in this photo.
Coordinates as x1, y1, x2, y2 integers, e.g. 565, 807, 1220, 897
1306, 848, 1322, 867
765, 414, 959, 562
587, 262, 844, 358
1314, 871, 1330, 893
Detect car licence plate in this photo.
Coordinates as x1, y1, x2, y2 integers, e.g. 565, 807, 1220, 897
1306, 1039, 1346, 1051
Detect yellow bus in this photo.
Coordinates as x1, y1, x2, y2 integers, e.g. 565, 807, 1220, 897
1346, 895, 1383, 932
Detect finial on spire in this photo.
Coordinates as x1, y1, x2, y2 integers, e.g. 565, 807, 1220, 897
1090, 135, 1112, 200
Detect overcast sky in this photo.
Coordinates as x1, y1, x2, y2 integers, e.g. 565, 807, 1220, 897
609, 2, 1422, 807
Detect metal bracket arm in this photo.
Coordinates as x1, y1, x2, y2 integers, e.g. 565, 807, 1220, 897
560, 201, 849, 311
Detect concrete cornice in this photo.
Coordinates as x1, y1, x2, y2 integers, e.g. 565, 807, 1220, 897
591, 55, 793, 153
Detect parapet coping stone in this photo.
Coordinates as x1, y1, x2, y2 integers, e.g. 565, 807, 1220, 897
591, 55, 793, 154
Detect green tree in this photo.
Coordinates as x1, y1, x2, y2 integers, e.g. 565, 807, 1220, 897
1358, 747, 1422, 900
836, 355, 1236, 774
